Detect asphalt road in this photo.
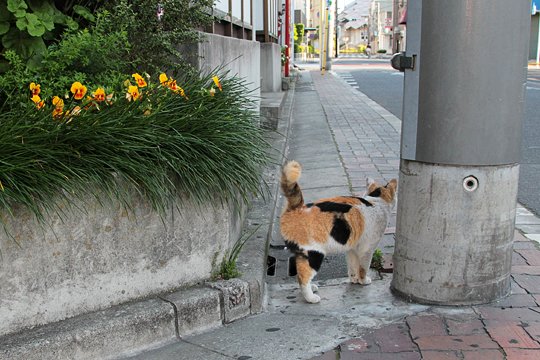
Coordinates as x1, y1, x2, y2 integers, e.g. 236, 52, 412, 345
332, 56, 540, 216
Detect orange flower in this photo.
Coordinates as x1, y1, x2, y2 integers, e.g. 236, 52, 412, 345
212, 76, 222, 91
70, 82, 87, 100
167, 79, 179, 92
92, 88, 106, 102
31, 95, 45, 109
52, 107, 64, 118
29, 82, 41, 96
52, 96, 64, 118
132, 73, 147, 88
126, 85, 140, 101
52, 96, 64, 108
159, 73, 168, 85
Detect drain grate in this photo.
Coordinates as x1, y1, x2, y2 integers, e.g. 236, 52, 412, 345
267, 256, 277, 276
288, 256, 297, 277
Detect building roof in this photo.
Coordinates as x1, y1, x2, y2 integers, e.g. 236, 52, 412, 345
339, 0, 371, 29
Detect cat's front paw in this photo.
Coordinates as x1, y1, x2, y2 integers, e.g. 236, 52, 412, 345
359, 275, 372, 285
304, 293, 321, 303
349, 275, 360, 284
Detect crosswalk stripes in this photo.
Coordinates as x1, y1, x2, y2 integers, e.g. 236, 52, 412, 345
335, 72, 360, 90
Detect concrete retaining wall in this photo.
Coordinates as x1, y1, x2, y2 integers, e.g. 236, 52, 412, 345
194, 33, 261, 105
260, 43, 282, 92
0, 193, 244, 337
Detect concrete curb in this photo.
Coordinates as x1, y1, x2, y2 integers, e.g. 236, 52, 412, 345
0, 79, 297, 360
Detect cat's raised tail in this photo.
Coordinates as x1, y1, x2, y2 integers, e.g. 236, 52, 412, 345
281, 160, 304, 211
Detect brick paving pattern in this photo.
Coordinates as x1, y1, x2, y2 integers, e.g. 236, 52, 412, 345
307, 71, 540, 359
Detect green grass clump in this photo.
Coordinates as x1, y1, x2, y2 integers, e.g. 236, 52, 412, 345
0, 71, 269, 226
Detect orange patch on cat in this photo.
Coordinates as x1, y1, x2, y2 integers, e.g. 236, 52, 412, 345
280, 207, 335, 245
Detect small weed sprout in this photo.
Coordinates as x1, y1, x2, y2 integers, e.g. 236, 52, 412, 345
370, 248, 383, 272
212, 224, 262, 280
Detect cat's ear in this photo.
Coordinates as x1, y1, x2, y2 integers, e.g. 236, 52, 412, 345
366, 178, 378, 194
387, 179, 398, 191
366, 178, 376, 188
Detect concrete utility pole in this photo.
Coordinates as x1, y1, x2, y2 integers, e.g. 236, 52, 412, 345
285, 0, 291, 77
391, 0, 531, 305
392, 0, 399, 53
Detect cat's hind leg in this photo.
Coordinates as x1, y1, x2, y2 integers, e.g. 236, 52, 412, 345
347, 250, 361, 284
296, 251, 324, 303
355, 251, 374, 285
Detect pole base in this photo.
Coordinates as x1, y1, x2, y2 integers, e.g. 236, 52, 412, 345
391, 160, 518, 305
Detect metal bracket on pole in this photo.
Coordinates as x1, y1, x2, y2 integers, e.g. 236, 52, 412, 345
391, 52, 416, 72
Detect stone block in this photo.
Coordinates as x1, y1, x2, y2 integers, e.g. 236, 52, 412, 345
0, 298, 176, 360
164, 287, 222, 337
210, 279, 250, 323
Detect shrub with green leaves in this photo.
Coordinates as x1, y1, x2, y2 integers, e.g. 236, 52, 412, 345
100, 0, 214, 76
0, 9, 131, 110
0, 71, 269, 226
0, 0, 98, 70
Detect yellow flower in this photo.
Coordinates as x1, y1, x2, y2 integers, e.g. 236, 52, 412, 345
159, 73, 168, 85
212, 76, 222, 91
0, 180, 4, 191
31, 95, 45, 109
132, 73, 147, 88
52, 96, 64, 118
52, 107, 64, 118
93, 88, 106, 102
126, 85, 140, 101
70, 82, 87, 100
29, 82, 41, 96
52, 96, 64, 108
209, 87, 216, 97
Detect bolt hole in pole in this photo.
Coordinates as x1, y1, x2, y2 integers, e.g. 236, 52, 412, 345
463, 176, 479, 192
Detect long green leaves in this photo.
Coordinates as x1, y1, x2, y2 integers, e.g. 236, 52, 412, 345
0, 72, 269, 225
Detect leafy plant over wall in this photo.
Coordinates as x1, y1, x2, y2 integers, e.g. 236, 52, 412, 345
0, 0, 94, 69
0, 71, 269, 228
0, 9, 131, 111
100, 0, 215, 76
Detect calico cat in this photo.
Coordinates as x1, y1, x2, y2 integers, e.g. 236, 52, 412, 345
280, 160, 397, 303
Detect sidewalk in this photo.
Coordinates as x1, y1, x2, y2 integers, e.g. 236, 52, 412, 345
126, 69, 540, 360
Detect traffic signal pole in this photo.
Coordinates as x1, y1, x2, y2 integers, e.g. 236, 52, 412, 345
391, 0, 531, 305
285, 0, 290, 77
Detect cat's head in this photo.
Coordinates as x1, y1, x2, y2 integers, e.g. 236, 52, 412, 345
365, 178, 398, 205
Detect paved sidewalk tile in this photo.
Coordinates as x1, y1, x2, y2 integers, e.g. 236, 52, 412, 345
490, 294, 539, 307
515, 249, 540, 265
512, 274, 540, 293
484, 320, 540, 349
406, 314, 447, 339
414, 335, 499, 351
446, 318, 486, 336
505, 348, 540, 359
462, 349, 505, 359
421, 351, 461, 360
475, 307, 540, 322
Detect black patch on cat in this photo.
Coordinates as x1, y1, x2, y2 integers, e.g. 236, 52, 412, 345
351, 196, 373, 207
368, 188, 382, 197
308, 251, 324, 271
305, 203, 314, 208
330, 217, 351, 245
285, 240, 301, 253
315, 201, 352, 213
